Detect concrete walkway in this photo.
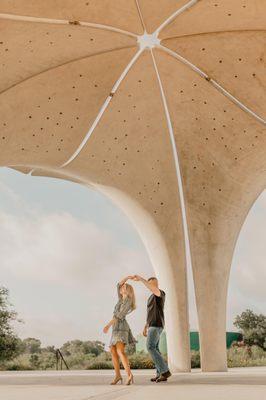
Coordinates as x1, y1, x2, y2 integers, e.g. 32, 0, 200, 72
1, 368, 266, 400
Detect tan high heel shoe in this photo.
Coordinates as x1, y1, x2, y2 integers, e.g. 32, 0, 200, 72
110, 376, 123, 385
126, 374, 134, 385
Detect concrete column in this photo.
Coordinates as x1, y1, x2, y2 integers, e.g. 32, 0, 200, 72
95, 184, 191, 372
189, 186, 265, 372
149, 236, 191, 373
193, 264, 229, 372
188, 214, 236, 372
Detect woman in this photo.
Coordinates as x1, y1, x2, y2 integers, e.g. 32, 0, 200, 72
103, 276, 136, 385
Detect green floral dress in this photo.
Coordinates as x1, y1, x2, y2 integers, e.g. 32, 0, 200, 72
110, 284, 136, 347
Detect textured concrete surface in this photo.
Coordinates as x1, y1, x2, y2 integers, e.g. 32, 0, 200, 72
1, 368, 266, 400
1, 1, 265, 372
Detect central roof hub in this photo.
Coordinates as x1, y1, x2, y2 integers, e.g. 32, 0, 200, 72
137, 32, 161, 50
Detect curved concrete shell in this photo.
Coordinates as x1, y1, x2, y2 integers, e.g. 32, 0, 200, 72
0, 0, 265, 372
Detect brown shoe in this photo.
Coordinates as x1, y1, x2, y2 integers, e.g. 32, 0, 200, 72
150, 375, 160, 382
156, 370, 172, 382
162, 370, 172, 379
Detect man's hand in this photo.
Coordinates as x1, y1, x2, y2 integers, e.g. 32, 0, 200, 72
143, 325, 148, 337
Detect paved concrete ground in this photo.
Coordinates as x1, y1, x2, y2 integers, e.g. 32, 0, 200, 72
0, 368, 266, 400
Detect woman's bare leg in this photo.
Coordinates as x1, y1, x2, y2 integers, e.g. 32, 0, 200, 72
116, 342, 132, 377
110, 345, 121, 378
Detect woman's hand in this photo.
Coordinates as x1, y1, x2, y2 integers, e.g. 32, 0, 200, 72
119, 275, 134, 286
103, 318, 115, 334
143, 324, 148, 337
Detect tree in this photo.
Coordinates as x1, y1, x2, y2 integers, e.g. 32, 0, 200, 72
22, 338, 42, 354
82, 340, 105, 356
43, 345, 56, 354
234, 309, 266, 350
0, 287, 20, 362
60, 340, 105, 357
29, 354, 41, 369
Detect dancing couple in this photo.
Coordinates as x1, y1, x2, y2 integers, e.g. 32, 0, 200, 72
103, 275, 171, 385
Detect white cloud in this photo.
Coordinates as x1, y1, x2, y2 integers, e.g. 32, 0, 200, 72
0, 210, 150, 285
0, 179, 26, 209
0, 204, 153, 346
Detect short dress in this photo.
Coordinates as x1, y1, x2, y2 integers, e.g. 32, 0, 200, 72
110, 283, 137, 347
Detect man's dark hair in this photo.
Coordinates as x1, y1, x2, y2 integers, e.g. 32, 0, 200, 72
148, 277, 157, 282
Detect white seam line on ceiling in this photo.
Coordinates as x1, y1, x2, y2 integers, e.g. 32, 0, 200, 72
60, 48, 144, 167
134, 0, 146, 32
0, 13, 138, 38
210, 80, 266, 125
160, 44, 206, 76
160, 45, 266, 126
150, 48, 192, 318
155, 0, 199, 35
0, 45, 136, 96
161, 28, 266, 40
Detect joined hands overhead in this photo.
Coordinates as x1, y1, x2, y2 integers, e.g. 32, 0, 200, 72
127, 275, 141, 282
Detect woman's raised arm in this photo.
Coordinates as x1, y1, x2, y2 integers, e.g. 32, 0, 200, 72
119, 276, 134, 286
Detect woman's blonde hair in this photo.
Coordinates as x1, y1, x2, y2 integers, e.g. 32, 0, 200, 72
125, 283, 136, 310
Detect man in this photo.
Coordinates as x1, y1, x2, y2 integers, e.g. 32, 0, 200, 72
133, 275, 171, 382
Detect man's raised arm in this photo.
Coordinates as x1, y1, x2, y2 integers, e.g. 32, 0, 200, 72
133, 275, 161, 297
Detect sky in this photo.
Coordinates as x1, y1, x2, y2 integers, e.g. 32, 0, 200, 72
0, 167, 265, 348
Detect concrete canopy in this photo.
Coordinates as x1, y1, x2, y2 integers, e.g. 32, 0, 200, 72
0, 0, 265, 372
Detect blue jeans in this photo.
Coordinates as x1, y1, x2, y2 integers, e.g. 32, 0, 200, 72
146, 327, 168, 375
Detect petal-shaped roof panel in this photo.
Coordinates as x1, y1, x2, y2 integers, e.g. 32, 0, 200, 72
63, 51, 182, 227
163, 31, 266, 120
137, 0, 190, 33
0, 19, 136, 93
160, 0, 266, 39
154, 48, 265, 217
0, 0, 143, 34
153, 48, 266, 283
0, 47, 137, 168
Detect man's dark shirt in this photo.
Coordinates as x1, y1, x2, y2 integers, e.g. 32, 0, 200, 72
146, 290, 165, 328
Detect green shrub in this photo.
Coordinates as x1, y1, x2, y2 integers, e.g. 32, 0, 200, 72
85, 351, 113, 370
227, 345, 266, 368
38, 351, 56, 370
191, 351, 201, 368
85, 351, 155, 370
5, 363, 32, 371
128, 352, 154, 369
87, 360, 113, 369
2, 345, 266, 370
64, 354, 88, 369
